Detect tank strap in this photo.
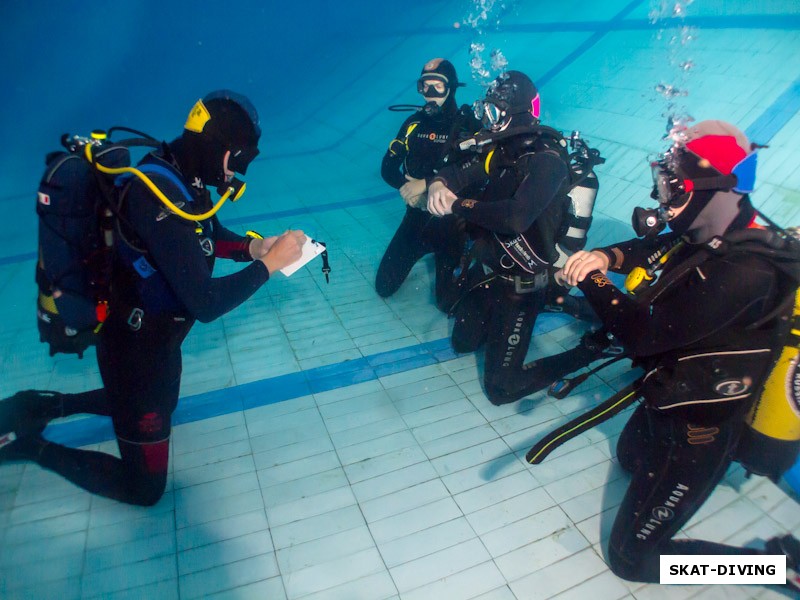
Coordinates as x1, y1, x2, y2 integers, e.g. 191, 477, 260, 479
564, 214, 593, 232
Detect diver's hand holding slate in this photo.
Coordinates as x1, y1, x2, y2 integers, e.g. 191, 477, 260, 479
280, 238, 327, 276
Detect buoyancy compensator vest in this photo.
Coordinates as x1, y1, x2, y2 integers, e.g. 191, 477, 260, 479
458, 125, 605, 268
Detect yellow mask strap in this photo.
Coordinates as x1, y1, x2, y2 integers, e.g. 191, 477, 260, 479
185, 99, 211, 133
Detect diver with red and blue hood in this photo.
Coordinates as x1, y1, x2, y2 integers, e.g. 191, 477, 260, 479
557, 120, 800, 590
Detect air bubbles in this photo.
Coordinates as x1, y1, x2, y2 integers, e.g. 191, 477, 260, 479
655, 83, 688, 99
650, 0, 696, 146
469, 42, 490, 82
490, 49, 508, 72
649, 0, 694, 24
663, 114, 695, 144
464, 0, 519, 85
670, 26, 697, 47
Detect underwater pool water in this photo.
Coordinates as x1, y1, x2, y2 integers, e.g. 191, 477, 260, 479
1, 0, 799, 598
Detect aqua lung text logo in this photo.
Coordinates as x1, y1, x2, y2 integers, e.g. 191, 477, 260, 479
788, 356, 800, 417
714, 379, 750, 396
636, 483, 689, 540
503, 313, 525, 367
418, 132, 448, 144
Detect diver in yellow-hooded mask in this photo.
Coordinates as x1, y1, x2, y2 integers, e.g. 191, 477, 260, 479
0, 91, 305, 506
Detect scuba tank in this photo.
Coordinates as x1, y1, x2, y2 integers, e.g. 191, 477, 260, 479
558, 131, 602, 254
736, 286, 800, 482
553, 131, 605, 267
36, 130, 138, 358
457, 126, 605, 268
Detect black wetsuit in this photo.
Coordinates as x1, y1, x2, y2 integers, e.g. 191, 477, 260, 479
17, 147, 269, 506
377, 104, 480, 312
578, 231, 783, 582
435, 127, 602, 404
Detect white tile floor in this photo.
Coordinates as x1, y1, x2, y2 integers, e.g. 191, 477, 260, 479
2, 0, 800, 598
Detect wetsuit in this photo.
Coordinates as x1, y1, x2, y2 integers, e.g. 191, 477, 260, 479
435, 129, 602, 404
14, 146, 270, 506
577, 231, 784, 582
377, 104, 480, 312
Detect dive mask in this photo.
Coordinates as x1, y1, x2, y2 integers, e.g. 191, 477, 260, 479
473, 100, 508, 131
649, 150, 740, 207
631, 157, 687, 237
227, 145, 260, 175
650, 159, 691, 209
417, 75, 449, 99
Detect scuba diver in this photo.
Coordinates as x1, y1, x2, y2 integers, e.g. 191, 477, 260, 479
376, 58, 481, 312
426, 70, 611, 405
0, 90, 306, 506
556, 120, 800, 590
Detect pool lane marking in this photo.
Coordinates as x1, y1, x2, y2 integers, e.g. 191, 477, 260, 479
43, 313, 574, 447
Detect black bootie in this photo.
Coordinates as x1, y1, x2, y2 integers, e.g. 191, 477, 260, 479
0, 432, 49, 463
0, 390, 63, 437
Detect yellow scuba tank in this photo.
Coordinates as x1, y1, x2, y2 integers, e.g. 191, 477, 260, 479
737, 287, 800, 481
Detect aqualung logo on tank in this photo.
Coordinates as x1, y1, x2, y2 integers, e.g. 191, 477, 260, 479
788, 356, 800, 417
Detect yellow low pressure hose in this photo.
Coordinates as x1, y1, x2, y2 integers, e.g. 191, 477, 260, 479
84, 144, 241, 222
